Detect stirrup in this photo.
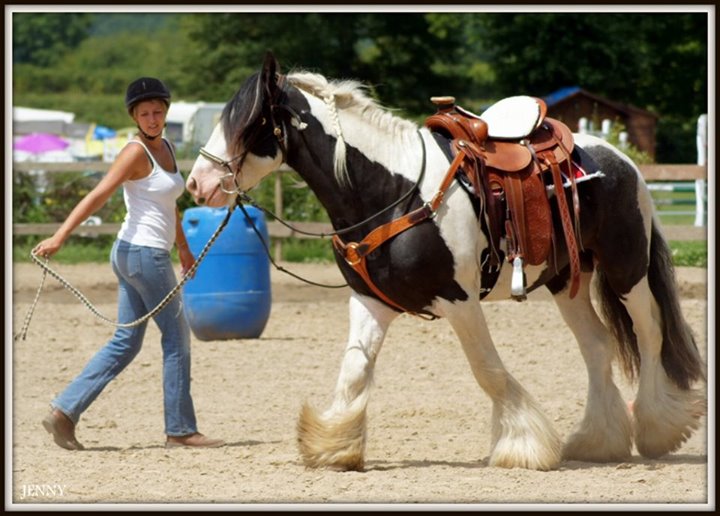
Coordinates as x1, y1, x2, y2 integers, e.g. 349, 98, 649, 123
511, 256, 527, 301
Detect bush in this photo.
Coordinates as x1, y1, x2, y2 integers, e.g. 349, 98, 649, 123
13, 170, 125, 223
278, 238, 335, 263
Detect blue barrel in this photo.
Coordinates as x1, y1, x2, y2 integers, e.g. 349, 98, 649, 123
181, 205, 271, 340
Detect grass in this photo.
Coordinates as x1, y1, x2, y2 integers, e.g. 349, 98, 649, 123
13, 235, 707, 268
669, 240, 708, 268
13, 235, 115, 264
279, 238, 336, 263
12, 235, 337, 265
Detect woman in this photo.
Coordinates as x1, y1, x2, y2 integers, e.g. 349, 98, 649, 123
35, 77, 224, 450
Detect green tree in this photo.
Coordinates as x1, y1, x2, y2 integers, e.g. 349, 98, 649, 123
12, 13, 92, 66
470, 13, 647, 99
473, 12, 707, 162
632, 14, 707, 162
11, 11, 708, 162
181, 13, 461, 113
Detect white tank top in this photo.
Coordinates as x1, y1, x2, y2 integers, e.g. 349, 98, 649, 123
117, 139, 185, 250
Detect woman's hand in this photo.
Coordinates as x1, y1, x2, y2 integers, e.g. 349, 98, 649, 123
33, 236, 64, 259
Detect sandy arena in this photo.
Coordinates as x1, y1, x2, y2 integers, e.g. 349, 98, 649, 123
9, 261, 710, 508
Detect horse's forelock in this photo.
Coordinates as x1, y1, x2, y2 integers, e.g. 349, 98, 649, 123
222, 72, 265, 155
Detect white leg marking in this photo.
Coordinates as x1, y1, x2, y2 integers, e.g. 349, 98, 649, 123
297, 292, 398, 470
621, 279, 705, 458
553, 272, 632, 462
439, 298, 562, 470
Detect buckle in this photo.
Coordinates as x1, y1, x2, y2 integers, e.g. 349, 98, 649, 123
344, 242, 363, 267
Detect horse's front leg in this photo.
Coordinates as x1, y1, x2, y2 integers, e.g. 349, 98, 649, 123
439, 298, 562, 470
297, 291, 398, 471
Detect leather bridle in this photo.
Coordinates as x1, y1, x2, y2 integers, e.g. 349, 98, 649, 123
198, 74, 428, 240
197, 146, 247, 195
196, 74, 457, 317
198, 74, 296, 195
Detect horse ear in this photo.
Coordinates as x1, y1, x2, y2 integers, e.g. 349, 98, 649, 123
262, 51, 280, 94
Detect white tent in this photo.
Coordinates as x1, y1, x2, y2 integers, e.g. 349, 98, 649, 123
13, 106, 77, 136
166, 101, 225, 147
13, 106, 75, 123
166, 101, 202, 145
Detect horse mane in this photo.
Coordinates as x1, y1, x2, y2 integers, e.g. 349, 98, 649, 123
287, 71, 418, 185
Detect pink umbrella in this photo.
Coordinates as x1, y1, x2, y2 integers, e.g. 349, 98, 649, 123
14, 132, 70, 154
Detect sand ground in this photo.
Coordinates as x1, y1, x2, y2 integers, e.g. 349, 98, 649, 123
9, 261, 711, 509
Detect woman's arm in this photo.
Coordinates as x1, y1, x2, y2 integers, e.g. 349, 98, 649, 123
175, 206, 196, 277
32, 146, 145, 258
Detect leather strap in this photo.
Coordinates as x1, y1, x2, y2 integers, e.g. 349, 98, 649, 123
504, 173, 526, 260
546, 121, 581, 297
333, 149, 468, 315
543, 149, 581, 299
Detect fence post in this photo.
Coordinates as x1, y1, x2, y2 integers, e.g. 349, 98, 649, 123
695, 114, 707, 227
578, 117, 588, 134
618, 131, 629, 149
601, 119, 612, 140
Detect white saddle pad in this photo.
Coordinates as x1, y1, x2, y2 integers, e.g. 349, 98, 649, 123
479, 95, 543, 139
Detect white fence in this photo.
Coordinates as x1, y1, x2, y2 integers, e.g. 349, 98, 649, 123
13, 113, 710, 243
580, 114, 708, 227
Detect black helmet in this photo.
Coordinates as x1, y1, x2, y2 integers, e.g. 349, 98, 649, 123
125, 77, 171, 114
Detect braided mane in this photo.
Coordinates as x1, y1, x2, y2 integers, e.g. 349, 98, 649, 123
287, 71, 418, 185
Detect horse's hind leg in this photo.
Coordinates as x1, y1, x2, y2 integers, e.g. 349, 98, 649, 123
439, 299, 562, 470
614, 273, 706, 458
583, 141, 705, 458
595, 208, 705, 457
551, 271, 632, 462
297, 292, 398, 471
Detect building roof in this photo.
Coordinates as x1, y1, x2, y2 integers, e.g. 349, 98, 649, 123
543, 86, 583, 107
543, 87, 658, 119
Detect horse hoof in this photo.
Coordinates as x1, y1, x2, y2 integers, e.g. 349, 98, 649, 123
633, 388, 706, 459
297, 402, 367, 471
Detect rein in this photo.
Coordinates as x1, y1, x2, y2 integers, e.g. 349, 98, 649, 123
236, 130, 428, 239
235, 201, 346, 289
14, 204, 238, 341
231, 130, 427, 289
200, 72, 428, 240
198, 76, 458, 317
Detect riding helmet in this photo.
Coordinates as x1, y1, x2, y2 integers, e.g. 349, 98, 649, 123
125, 77, 171, 114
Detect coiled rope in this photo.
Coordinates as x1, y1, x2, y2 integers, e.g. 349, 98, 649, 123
14, 203, 237, 341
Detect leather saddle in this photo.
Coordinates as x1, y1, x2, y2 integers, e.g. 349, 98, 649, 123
425, 95, 581, 299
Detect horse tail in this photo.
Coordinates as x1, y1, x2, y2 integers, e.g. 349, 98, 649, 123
596, 219, 705, 390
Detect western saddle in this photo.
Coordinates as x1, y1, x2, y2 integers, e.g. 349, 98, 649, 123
425, 95, 581, 300
332, 95, 582, 316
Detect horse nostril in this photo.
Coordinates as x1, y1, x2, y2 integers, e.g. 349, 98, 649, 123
185, 178, 205, 204
186, 177, 197, 192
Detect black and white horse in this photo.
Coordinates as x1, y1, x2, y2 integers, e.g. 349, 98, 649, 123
186, 53, 705, 471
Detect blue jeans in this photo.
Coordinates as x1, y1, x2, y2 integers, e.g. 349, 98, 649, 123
52, 239, 197, 436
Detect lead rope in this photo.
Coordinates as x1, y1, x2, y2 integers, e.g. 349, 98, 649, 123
236, 201, 348, 289
14, 203, 238, 341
